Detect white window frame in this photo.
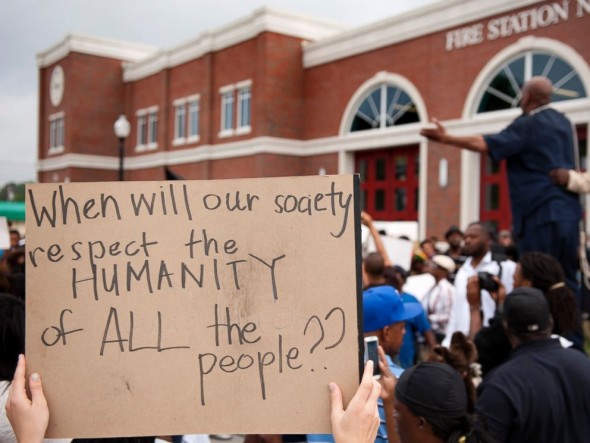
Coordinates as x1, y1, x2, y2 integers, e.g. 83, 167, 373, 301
218, 80, 253, 138
48, 111, 65, 155
173, 98, 187, 146
136, 109, 147, 151
236, 80, 252, 135
147, 106, 158, 150
135, 106, 158, 152
187, 94, 200, 143
219, 84, 235, 138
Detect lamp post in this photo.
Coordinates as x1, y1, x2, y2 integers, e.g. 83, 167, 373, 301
113, 114, 131, 181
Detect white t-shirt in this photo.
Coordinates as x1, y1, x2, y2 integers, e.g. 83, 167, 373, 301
442, 253, 516, 347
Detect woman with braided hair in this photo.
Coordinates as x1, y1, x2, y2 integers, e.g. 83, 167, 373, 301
516, 251, 582, 348
393, 362, 496, 443
427, 332, 480, 414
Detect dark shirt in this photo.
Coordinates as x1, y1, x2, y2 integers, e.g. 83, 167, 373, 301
485, 107, 581, 236
473, 312, 511, 377
475, 338, 590, 443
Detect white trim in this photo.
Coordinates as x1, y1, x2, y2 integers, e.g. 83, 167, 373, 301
173, 97, 187, 106
236, 79, 253, 89
172, 137, 186, 146
48, 146, 65, 156
219, 84, 235, 94
418, 140, 429, 241
37, 33, 157, 68
37, 99, 590, 170
218, 129, 235, 138
187, 93, 201, 101
236, 126, 252, 135
123, 7, 346, 82
49, 111, 65, 121
36, 97, 590, 173
303, 0, 545, 68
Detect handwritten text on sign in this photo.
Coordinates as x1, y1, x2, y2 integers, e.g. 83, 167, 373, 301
26, 176, 361, 438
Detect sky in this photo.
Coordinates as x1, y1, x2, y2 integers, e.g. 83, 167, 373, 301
0, 0, 440, 186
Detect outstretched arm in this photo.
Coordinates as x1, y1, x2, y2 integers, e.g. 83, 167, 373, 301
421, 118, 488, 154
6, 355, 49, 443
330, 361, 381, 443
361, 211, 392, 267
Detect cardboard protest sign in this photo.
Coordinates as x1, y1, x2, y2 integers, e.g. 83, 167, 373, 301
26, 175, 362, 438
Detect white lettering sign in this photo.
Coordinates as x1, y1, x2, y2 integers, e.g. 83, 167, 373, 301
445, 0, 587, 51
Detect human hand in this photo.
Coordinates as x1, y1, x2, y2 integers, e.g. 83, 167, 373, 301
489, 276, 506, 306
549, 168, 569, 186
420, 118, 447, 143
466, 275, 481, 309
6, 354, 49, 443
360, 211, 373, 227
330, 361, 381, 443
376, 345, 396, 405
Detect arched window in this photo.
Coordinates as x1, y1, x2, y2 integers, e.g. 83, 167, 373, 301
350, 84, 419, 132
477, 51, 587, 113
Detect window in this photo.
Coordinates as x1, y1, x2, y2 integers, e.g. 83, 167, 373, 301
48, 112, 65, 154
237, 85, 251, 133
173, 95, 200, 146
188, 97, 200, 141
148, 110, 157, 146
350, 84, 419, 132
136, 106, 158, 151
477, 51, 587, 113
219, 80, 252, 138
137, 114, 147, 148
174, 102, 186, 141
221, 90, 234, 134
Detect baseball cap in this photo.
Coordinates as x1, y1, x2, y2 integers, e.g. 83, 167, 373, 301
504, 287, 550, 334
431, 255, 456, 273
363, 285, 423, 332
395, 362, 467, 419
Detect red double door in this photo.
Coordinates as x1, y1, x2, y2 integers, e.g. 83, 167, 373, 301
355, 146, 419, 221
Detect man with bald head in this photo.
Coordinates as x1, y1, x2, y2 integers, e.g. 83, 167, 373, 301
421, 76, 580, 292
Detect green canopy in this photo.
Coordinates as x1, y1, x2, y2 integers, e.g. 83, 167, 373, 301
0, 201, 26, 221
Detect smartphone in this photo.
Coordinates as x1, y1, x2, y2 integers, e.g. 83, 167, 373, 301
364, 336, 381, 379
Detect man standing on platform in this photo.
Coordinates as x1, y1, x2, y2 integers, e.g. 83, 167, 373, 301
421, 76, 581, 291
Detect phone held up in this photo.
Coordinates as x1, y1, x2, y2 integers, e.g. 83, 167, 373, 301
364, 336, 381, 380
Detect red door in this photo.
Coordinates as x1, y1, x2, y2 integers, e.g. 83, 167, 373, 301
355, 146, 419, 221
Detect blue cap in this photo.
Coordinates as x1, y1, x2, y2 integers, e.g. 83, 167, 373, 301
363, 285, 423, 332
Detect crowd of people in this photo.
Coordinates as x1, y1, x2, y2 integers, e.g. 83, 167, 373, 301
3, 76, 590, 443
5, 208, 589, 443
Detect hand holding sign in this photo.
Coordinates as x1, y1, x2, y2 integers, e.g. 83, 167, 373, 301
26, 175, 362, 438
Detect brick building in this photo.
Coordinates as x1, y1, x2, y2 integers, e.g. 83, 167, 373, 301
36, 0, 590, 239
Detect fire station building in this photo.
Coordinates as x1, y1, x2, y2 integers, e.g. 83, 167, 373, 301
36, 0, 590, 238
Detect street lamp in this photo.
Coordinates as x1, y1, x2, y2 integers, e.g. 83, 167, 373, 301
113, 114, 131, 181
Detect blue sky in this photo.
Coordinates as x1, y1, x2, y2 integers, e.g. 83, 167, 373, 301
0, 0, 439, 186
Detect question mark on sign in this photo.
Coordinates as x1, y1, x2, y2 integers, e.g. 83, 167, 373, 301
303, 307, 346, 354
304, 315, 324, 354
